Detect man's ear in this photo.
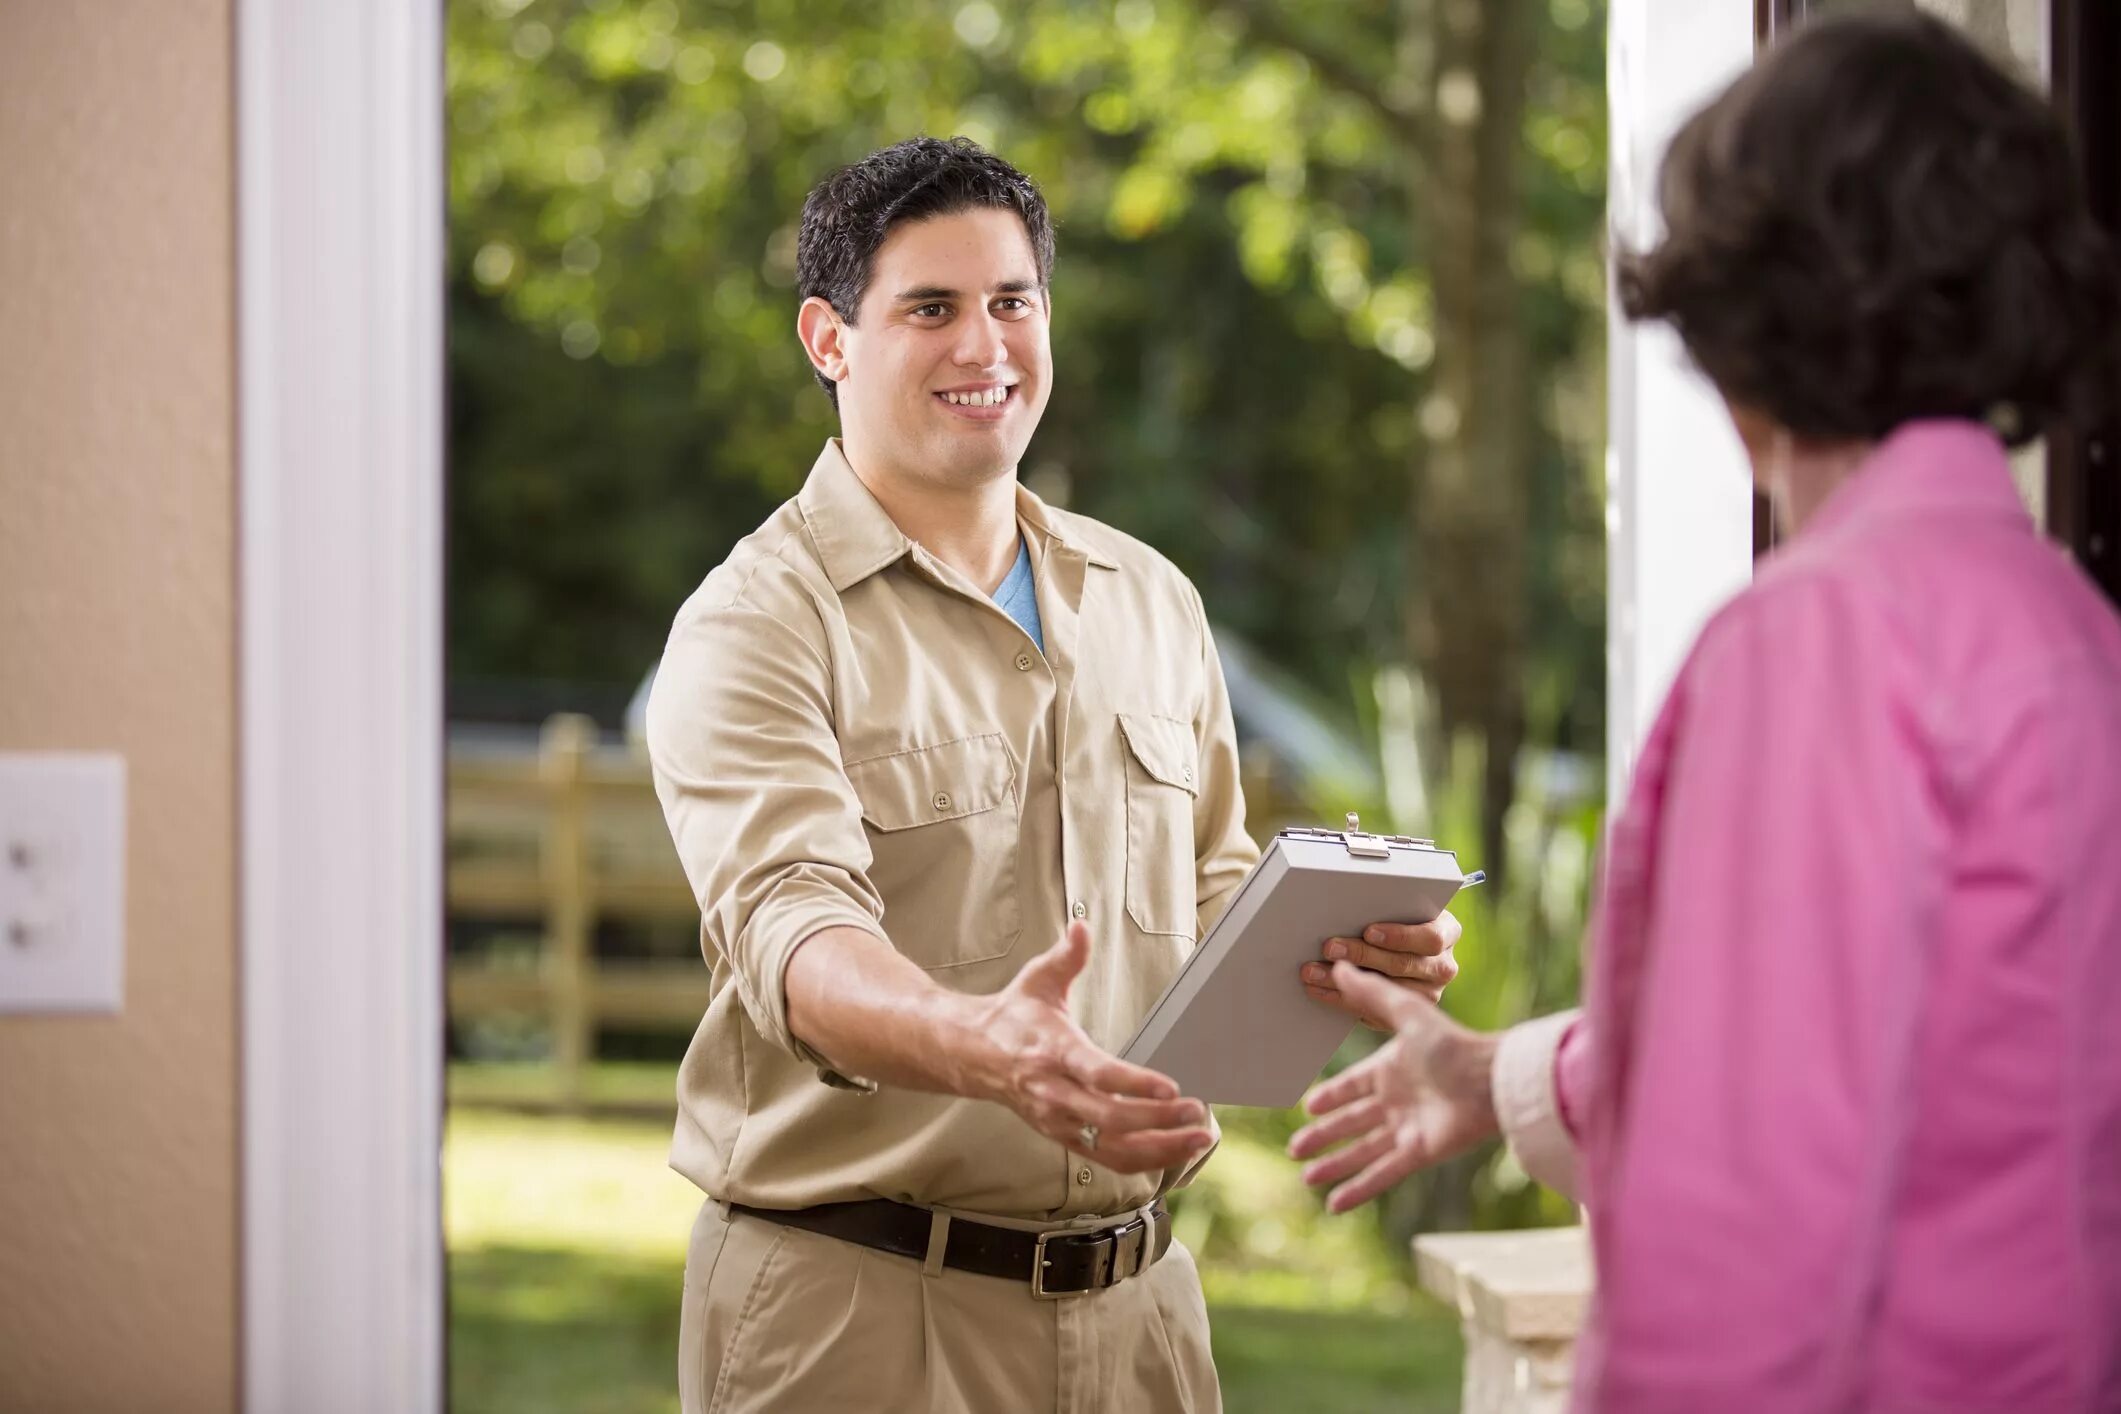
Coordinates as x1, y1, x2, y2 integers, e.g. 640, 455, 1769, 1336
797, 296, 850, 387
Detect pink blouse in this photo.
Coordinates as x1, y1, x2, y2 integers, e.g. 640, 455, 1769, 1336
1496, 421, 2121, 1411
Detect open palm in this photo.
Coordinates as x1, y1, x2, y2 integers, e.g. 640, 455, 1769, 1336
1288, 962, 1501, 1213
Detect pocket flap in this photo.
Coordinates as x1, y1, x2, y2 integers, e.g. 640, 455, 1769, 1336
846, 734, 1015, 832
1116, 713, 1199, 796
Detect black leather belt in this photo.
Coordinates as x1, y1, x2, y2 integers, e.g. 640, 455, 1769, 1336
727, 1198, 1172, 1298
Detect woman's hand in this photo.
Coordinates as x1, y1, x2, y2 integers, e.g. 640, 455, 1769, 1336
1288, 962, 1502, 1213
1299, 914, 1462, 1020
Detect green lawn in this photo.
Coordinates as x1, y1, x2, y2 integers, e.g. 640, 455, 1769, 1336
445, 1102, 1463, 1414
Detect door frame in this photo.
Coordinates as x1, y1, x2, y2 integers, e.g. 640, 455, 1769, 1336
236, 2, 446, 1410
2048, 0, 2121, 606
1605, 0, 1760, 798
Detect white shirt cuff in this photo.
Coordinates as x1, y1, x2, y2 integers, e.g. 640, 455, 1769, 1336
1492, 1009, 1584, 1201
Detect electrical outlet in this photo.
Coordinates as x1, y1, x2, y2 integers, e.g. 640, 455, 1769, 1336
0, 753, 125, 1014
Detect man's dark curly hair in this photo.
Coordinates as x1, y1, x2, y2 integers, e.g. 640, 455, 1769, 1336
796, 136, 1056, 408
1618, 8, 2121, 447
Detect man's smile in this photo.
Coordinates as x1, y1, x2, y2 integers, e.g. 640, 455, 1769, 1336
932, 380, 1018, 420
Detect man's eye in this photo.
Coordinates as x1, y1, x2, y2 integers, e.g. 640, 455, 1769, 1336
996, 297, 1031, 314
913, 303, 948, 318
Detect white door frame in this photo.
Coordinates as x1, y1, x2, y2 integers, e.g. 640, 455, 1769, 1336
236, 2, 445, 1410
1605, 0, 1760, 799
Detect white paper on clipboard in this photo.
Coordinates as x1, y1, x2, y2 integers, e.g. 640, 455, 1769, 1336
1119, 822, 1467, 1108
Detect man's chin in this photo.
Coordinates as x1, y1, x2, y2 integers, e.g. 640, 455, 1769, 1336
926, 433, 1033, 486
931, 455, 1021, 489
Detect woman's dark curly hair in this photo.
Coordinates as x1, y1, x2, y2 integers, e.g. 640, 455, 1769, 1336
1618, 8, 2121, 447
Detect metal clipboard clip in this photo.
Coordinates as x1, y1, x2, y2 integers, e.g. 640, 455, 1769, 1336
1340, 812, 1392, 858
1281, 813, 1437, 860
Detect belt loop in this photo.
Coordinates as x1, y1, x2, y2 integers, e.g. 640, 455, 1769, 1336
715, 1198, 733, 1225
922, 1210, 951, 1278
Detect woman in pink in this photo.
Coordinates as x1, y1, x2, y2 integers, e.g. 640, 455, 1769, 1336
1292, 14, 2121, 1411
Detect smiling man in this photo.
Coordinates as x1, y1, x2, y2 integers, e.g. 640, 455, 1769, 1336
644, 137, 1255, 1414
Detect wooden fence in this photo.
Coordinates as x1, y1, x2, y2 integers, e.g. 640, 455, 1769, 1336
447, 713, 704, 1111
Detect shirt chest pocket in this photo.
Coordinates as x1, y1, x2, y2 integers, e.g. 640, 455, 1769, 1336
1116, 713, 1199, 939
845, 734, 1022, 970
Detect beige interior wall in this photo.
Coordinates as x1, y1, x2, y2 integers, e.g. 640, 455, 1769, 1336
0, 4, 239, 1411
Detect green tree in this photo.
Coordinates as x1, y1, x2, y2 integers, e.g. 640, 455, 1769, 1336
447, 0, 1607, 1240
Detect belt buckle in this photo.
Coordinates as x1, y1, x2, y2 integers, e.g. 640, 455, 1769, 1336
1109, 1215, 1148, 1281
1031, 1229, 1093, 1300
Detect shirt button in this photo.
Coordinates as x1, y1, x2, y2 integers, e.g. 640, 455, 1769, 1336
1015, 652, 1034, 671
1076, 1167, 1092, 1187
1071, 899, 1088, 919
933, 792, 951, 812
1182, 766, 1194, 784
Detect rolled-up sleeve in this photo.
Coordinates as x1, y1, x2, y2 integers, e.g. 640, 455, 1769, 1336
1493, 1009, 1586, 1200
645, 595, 887, 1086
1188, 593, 1260, 934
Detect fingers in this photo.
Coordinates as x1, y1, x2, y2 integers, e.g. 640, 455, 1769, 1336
1017, 1037, 1208, 1175
1073, 1087, 1208, 1134
1300, 1048, 1384, 1117
1327, 1141, 1430, 1214
1013, 920, 1092, 1006
1297, 1127, 1394, 1189
1038, 1054, 1206, 1137
1093, 1126, 1217, 1174
1317, 937, 1459, 985
1286, 1097, 1383, 1160
1300, 966, 1447, 1020
1062, 1043, 1182, 1101
1298, 971, 1384, 1027
1030, 1059, 1212, 1172
1328, 961, 1426, 1029
1298, 975, 1365, 1017
1366, 913, 1463, 956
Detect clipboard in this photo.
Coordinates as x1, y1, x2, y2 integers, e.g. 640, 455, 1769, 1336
1119, 815, 1469, 1108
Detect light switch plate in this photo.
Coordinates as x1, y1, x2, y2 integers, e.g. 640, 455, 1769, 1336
0, 753, 126, 1014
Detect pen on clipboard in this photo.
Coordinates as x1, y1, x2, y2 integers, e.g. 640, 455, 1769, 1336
1461, 870, 1487, 889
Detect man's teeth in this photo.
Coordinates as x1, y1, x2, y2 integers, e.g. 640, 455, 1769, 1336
943, 387, 1011, 407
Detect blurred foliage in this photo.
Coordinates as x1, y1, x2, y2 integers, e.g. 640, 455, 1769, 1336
444, 0, 1607, 1314
446, 0, 1607, 738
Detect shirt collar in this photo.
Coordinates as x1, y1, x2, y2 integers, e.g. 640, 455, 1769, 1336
1801, 418, 2032, 543
1014, 478, 1121, 572
797, 439, 1119, 592
796, 440, 911, 593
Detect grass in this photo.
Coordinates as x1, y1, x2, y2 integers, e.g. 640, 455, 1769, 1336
1208, 1304, 1461, 1414
447, 1058, 682, 1111
445, 1089, 1463, 1414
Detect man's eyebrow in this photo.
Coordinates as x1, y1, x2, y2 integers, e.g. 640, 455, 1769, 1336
892, 279, 1042, 302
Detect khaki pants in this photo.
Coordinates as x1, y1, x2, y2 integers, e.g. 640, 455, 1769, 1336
679, 1199, 1221, 1414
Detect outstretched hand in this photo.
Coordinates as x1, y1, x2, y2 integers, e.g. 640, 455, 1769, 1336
975, 921, 1214, 1174
1288, 962, 1501, 1213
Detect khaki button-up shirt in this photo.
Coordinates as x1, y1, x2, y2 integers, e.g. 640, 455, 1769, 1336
646, 440, 1258, 1220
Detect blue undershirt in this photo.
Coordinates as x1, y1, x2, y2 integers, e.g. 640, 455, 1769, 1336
991, 535, 1044, 653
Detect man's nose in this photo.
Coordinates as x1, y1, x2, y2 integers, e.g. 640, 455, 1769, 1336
953, 308, 1009, 369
